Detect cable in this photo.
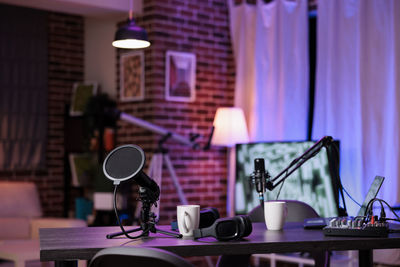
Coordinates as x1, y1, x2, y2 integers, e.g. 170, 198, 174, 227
275, 179, 285, 200
363, 198, 400, 224
342, 186, 362, 207
275, 169, 289, 200
376, 198, 400, 221
113, 185, 146, 239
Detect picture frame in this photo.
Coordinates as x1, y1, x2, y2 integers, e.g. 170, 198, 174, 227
69, 81, 97, 116
165, 51, 196, 102
120, 51, 145, 102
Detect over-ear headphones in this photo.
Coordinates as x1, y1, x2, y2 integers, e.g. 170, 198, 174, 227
199, 207, 220, 228
193, 215, 252, 241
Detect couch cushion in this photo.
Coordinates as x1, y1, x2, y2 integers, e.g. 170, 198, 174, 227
0, 217, 30, 239
0, 182, 42, 217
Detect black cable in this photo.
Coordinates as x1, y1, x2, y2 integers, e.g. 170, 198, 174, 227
275, 179, 285, 200
363, 198, 400, 225
275, 169, 288, 200
113, 185, 146, 239
364, 198, 376, 217
375, 198, 400, 221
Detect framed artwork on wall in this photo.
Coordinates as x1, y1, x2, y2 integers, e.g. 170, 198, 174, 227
165, 51, 196, 102
70, 81, 98, 116
120, 51, 145, 102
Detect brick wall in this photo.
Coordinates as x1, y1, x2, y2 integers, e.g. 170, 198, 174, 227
47, 12, 84, 216
115, 1, 233, 265
0, 10, 84, 217
116, 0, 234, 226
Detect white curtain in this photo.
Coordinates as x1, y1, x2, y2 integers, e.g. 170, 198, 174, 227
313, 0, 400, 215
229, 0, 309, 141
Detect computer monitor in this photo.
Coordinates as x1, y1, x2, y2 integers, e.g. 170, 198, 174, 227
235, 141, 340, 217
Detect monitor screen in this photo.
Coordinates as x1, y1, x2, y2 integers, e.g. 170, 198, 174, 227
235, 141, 339, 217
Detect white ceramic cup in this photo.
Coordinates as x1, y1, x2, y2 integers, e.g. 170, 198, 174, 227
177, 205, 200, 237
264, 201, 288, 230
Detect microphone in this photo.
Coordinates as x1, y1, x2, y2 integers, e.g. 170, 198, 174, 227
103, 144, 160, 202
250, 158, 270, 206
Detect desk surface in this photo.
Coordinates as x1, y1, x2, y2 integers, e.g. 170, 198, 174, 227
40, 222, 400, 262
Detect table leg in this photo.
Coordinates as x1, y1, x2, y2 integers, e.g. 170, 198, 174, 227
359, 250, 372, 267
55, 260, 78, 267
311, 251, 330, 267
216, 255, 251, 267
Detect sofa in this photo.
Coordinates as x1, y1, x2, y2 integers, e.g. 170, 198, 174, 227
0, 181, 86, 266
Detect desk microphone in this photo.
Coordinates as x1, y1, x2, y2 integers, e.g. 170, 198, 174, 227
250, 158, 270, 206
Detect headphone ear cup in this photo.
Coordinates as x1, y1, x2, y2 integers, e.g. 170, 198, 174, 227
235, 215, 252, 238
241, 215, 253, 237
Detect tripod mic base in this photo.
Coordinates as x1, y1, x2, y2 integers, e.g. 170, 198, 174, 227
155, 227, 182, 238
106, 224, 183, 239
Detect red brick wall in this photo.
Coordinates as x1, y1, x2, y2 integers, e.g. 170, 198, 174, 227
116, 0, 234, 229
115, 2, 233, 265
0, 11, 84, 217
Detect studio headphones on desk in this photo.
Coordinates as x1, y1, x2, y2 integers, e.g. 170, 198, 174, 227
189, 208, 253, 241
193, 214, 253, 241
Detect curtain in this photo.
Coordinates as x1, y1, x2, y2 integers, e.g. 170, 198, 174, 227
313, 0, 400, 216
0, 5, 48, 170
229, 0, 309, 142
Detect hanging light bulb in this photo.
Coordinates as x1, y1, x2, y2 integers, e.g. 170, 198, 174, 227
112, 1, 150, 49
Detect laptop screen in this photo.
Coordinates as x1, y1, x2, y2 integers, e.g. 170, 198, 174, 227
357, 176, 385, 217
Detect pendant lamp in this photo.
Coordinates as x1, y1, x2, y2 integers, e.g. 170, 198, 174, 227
112, 1, 150, 49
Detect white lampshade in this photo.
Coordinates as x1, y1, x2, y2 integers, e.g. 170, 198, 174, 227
211, 107, 249, 147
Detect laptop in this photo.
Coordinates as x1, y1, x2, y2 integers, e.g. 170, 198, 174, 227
304, 175, 385, 229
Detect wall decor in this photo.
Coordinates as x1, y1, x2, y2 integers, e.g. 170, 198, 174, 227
120, 51, 145, 102
70, 81, 98, 116
165, 51, 196, 102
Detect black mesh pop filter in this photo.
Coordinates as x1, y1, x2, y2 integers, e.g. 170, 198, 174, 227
103, 144, 145, 183
103, 144, 160, 201
102, 144, 178, 240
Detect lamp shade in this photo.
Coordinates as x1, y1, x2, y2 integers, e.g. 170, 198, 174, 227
211, 107, 249, 147
112, 19, 150, 49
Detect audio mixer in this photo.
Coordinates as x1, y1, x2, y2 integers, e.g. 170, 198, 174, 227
323, 216, 389, 237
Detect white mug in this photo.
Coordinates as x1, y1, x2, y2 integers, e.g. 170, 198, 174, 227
177, 205, 200, 237
264, 201, 287, 230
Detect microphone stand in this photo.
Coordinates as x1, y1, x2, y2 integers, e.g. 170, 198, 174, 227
103, 109, 206, 239
106, 185, 182, 239
251, 136, 346, 214
265, 136, 334, 191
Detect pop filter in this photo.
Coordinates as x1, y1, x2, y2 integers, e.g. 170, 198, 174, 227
103, 144, 179, 239
103, 144, 160, 200
103, 144, 145, 183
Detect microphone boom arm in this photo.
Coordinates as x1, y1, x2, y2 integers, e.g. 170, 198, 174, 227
265, 136, 334, 191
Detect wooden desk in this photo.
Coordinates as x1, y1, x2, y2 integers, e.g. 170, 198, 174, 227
40, 222, 400, 267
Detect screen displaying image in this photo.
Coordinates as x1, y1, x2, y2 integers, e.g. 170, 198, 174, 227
235, 141, 339, 218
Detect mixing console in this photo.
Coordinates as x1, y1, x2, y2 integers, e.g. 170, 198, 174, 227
323, 217, 389, 237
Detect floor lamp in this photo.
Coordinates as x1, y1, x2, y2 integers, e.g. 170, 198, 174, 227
211, 107, 249, 217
